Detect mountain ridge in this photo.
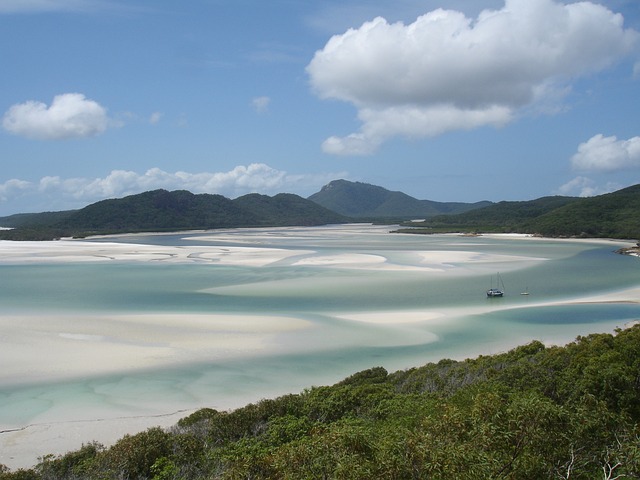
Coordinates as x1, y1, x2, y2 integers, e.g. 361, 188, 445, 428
1, 180, 639, 241
401, 183, 640, 239
308, 179, 492, 218
0, 189, 348, 240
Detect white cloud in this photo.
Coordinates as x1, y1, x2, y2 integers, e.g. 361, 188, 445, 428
0, 178, 32, 202
307, 0, 639, 155
571, 134, 640, 172
2, 93, 110, 140
0, 164, 347, 213
149, 112, 163, 124
251, 96, 271, 114
556, 176, 621, 197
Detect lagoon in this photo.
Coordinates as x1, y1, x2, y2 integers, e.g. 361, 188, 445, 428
0, 224, 638, 468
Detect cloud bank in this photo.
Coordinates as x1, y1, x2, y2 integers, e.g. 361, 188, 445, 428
557, 132, 640, 197
2, 93, 110, 140
307, 0, 638, 155
571, 134, 640, 172
0, 164, 346, 214
556, 176, 621, 198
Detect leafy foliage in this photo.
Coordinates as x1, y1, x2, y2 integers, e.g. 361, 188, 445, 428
308, 179, 492, 218
401, 184, 640, 239
2, 325, 640, 479
3, 181, 639, 241
0, 189, 348, 240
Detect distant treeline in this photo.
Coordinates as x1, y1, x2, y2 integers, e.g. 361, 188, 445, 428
398, 183, 640, 240
2, 182, 639, 241
3, 324, 639, 479
0, 189, 348, 241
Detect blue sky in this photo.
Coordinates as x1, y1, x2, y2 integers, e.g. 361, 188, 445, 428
1, 0, 639, 215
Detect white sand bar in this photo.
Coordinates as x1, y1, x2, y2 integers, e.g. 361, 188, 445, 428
0, 240, 313, 267
0, 229, 638, 469
0, 313, 312, 386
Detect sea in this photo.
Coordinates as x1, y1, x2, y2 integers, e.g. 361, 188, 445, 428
0, 224, 639, 434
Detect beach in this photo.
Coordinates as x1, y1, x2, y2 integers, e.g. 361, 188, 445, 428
0, 229, 638, 469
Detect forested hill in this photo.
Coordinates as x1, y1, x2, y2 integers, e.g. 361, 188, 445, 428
0, 189, 348, 240
400, 183, 640, 239
308, 179, 492, 218
4, 325, 639, 478
3, 182, 639, 240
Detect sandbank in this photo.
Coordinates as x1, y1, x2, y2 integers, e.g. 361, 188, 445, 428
0, 240, 313, 267
330, 285, 640, 328
2, 281, 637, 469
0, 313, 312, 387
1, 230, 638, 470
0, 239, 547, 274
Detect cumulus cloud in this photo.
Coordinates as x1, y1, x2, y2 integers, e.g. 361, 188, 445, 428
149, 112, 163, 124
307, 0, 639, 155
556, 176, 621, 197
0, 179, 32, 202
0, 164, 347, 213
251, 96, 271, 114
2, 93, 110, 140
571, 134, 640, 172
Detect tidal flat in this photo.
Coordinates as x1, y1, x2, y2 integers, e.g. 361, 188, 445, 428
1, 224, 638, 469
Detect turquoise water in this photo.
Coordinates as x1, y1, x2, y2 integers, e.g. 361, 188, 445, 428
0, 226, 639, 430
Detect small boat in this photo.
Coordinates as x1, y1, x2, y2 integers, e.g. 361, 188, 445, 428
487, 273, 505, 297
520, 287, 530, 296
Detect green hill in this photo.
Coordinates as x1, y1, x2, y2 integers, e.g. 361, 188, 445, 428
308, 179, 491, 218
0, 189, 348, 240
5, 325, 639, 479
0, 210, 77, 229
402, 184, 640, 239
528, 183, 640, 238
3, 183, 639, 241
233, 192, 345, 226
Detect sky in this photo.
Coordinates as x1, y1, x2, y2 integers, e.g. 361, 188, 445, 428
1, 0, 640, 215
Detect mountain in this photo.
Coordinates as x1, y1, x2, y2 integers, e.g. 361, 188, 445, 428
308, 179, 491, 218
529, 183, 640, 238
233, 193, 346, 226
402, 183, 640, 239
0, 189, 348, 240
0, 210, 77, 229
3, 182, 639, 241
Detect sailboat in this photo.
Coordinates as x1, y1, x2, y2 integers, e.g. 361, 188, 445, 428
486, 273, 505, 297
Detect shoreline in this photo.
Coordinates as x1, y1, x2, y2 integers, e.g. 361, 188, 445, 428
1, 317, 636, 470
2, 283, 638, 470
1, 229, 638, 470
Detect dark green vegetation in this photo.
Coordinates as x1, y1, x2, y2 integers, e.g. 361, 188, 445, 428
3, 325, 639, 479
2, 181, 640, 241
308, 179, 492, 219
399, 184, 640, 240
0, 190, 348, 240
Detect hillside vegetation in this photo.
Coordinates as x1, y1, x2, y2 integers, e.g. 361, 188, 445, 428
399, 184, 640, 240
3, 325, 639, 479
2, 182, 639, 241
0, 190, 347, 240
308, 179, 491, 218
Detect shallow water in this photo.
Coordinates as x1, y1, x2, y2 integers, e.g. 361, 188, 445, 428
0, 225, 638, 431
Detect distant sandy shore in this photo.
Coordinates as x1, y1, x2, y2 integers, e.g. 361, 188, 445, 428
0, 232, 637, 470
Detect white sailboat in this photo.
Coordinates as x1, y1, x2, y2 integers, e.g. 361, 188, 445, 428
486, 273, 505, 297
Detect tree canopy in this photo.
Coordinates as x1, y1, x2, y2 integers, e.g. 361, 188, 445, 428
3, 324, 639, 479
